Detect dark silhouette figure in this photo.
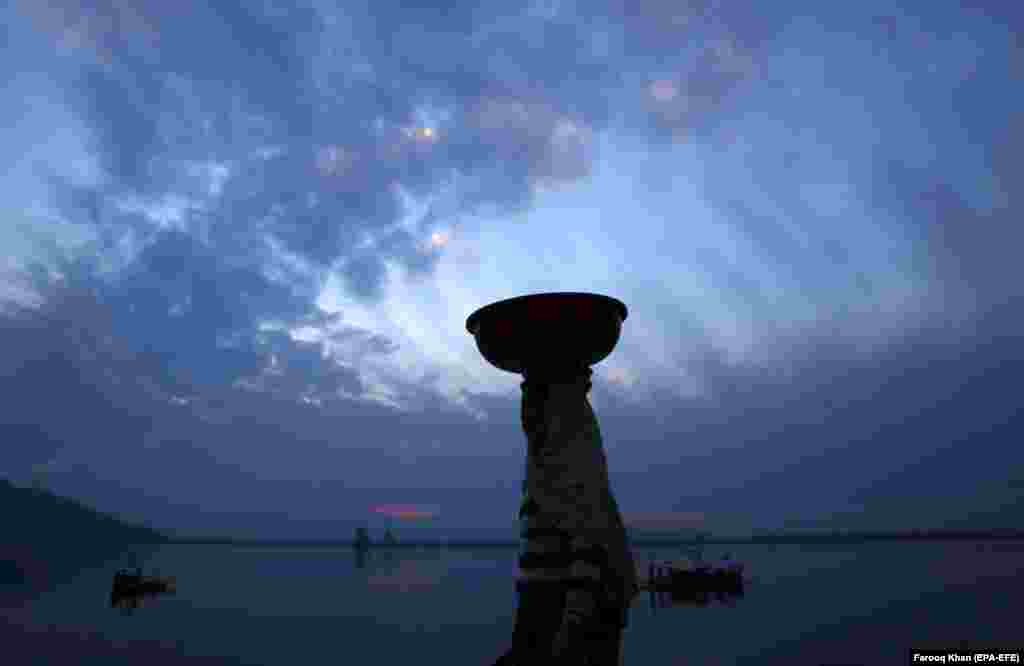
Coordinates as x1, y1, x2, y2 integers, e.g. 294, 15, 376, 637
110, 568, 175, 612
494, 367, 637, 666
466, 294, 637, 665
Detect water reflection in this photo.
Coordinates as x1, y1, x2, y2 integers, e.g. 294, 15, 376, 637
352, 547, 399, 568
651, 584, 746, 609
365, 558, 446, 592
8, 542, 1016, 665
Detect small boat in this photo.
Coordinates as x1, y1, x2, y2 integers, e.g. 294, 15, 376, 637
110, 570, 176, 606
644, 555, 747, 609
645, 556, 746, 592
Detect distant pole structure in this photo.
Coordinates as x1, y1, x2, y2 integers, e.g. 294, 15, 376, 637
354, 526, 370, 551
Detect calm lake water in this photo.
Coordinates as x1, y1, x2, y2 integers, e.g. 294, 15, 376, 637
2, 541, 1022, 665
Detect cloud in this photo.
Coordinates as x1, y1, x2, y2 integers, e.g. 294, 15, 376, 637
2, 0, 1022, 536
7, 0, 789, 334
22, 0, 321, 190
593, 308, 1024, 530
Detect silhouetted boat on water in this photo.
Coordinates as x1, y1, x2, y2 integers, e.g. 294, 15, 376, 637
110, 569, 176, 607
643, 553, 746, 594
642, 554, 747, 609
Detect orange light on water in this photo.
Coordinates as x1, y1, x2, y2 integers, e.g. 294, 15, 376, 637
372, 504, 438, 520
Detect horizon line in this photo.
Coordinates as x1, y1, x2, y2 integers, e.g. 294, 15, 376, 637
159, 528, 1024, 546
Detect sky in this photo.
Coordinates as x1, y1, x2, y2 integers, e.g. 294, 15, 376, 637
2, 0, 1022, 540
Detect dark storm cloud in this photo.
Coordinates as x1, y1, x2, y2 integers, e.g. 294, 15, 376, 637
215, 145, 406, 267
867, 157, 1023, 317
1, 268, 173, 473
10, 0, 793, 404
28, 0, 784, 296
34, 0, 321, 192
587, 304, 1024, 530
850, 11, 1024, 317
0, 240, 373, 468
4, 0, 1023, 536
0, 265, 522, 534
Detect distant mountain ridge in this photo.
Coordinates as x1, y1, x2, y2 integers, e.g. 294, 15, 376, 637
1, 478, 168, 546
1, 478, 168, 594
